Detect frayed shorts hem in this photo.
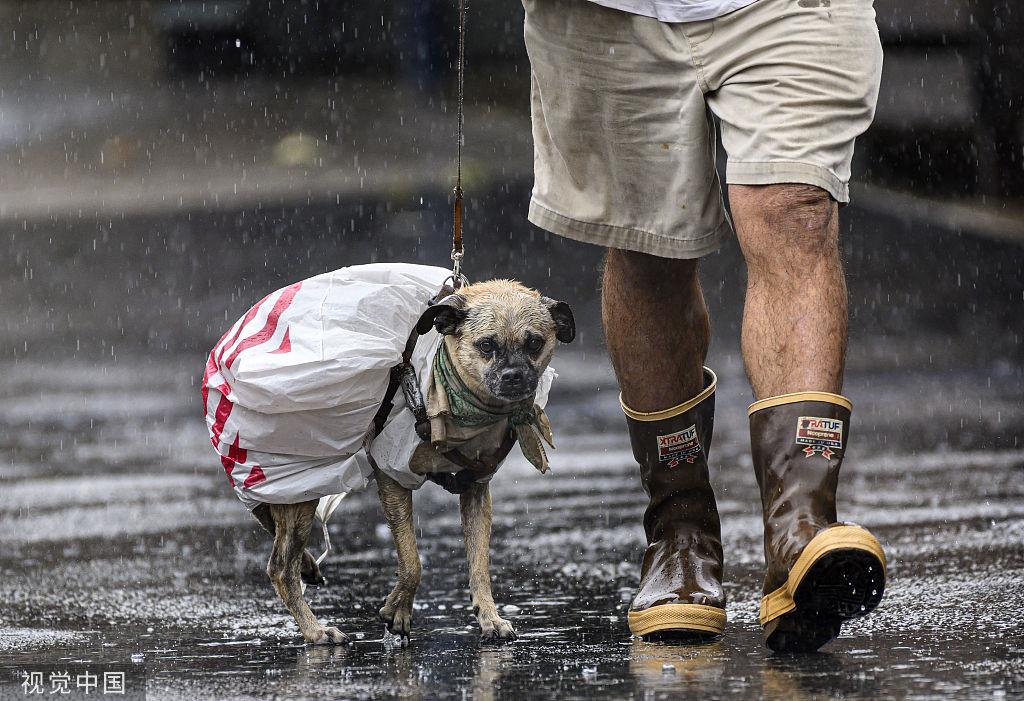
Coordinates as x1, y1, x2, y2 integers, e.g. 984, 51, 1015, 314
726, 161, 850, 204
528, 199, 732, 260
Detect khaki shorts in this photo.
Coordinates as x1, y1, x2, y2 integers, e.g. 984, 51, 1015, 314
524, 0, 883, 258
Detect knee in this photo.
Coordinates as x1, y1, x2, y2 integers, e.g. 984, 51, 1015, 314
732, 184, 838, 269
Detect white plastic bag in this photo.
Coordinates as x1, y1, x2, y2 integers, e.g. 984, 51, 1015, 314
202, 263, 451, 509
202, 262, 557, 536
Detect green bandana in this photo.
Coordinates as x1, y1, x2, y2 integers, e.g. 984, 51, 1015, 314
432, 342, 555, 474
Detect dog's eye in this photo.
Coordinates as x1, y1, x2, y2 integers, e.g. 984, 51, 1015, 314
525, 336, 545, 354
477, 339, 496, 355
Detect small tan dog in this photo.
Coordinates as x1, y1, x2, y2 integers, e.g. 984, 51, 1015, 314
251, 280, 574, 644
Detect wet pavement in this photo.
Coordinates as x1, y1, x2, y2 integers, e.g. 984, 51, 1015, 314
2, 180, 1023, 699
1, 350, 1022, 700
1, 37, 1023, 695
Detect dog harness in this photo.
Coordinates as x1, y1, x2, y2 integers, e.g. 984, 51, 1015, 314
370, 285, 553, 493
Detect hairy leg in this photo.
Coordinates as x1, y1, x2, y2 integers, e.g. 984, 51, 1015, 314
730, 184, 847, 398
253, 503, 324, 586
267, 501, 347, 644
375, 469, 421, 640
602, 250, 710, 410
459, 482, 516, 640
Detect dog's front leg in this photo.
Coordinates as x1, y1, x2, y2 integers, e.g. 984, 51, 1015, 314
376, 469, 421, 640
460, 481, 516, 640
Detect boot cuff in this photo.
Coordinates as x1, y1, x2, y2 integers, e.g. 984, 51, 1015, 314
747, 391, 851, 416
620, 368, 717, 421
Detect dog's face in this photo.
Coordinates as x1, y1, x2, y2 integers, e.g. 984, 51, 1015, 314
417, 280, 575, 402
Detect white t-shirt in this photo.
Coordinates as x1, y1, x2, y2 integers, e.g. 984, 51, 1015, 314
587, 0, 759, 22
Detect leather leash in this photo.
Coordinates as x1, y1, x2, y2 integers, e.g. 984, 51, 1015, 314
448, 0, 469, 291
369, 5, 485, 493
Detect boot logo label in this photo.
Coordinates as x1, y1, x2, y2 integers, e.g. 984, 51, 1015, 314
657, 425, 702, 467
795, 416, 843, 459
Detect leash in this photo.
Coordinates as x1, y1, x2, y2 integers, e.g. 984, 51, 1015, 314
369, 9, 484, 494
447, 0, 469, 291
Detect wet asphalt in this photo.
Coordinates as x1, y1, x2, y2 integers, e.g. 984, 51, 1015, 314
1, 181, 1023, 700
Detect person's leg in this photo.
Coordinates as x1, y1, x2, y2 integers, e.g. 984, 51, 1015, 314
729, 184, 846, 398
731, 183, 885, 652
604, 249, 726, 640
523, 0, 732, 640
602, 250, 707, 408
693, 0, 887, 652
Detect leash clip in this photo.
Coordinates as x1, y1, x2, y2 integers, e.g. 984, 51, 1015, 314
449, 250, 467, 290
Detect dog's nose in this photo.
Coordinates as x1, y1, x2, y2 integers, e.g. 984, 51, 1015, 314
500, 368, 525, 389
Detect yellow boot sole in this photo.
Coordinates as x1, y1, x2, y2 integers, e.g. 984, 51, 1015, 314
628, 603, 726, 638
760, 524, 886, 652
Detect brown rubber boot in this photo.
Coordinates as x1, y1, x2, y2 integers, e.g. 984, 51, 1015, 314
749, 392, 886, 652
623, 368, 726, 639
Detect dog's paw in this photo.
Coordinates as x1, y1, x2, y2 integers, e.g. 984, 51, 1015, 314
307, 626, 349, 645
479, 614, 517, 641
379, 593, 414, 637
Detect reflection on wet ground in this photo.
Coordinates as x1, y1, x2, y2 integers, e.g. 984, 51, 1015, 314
0, 356, 1021, 700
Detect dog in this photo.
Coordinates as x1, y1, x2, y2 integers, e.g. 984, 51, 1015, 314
248, 279, 574, 645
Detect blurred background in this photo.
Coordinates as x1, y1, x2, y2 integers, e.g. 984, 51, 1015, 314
1, 0, 1022, 363
1, 2, 1022, 700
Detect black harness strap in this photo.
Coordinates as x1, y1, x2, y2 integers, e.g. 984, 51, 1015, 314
372, 284, 454, 438
371, 328, 421, 438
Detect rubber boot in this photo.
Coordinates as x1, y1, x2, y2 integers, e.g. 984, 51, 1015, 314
749, 392, 886, 652
623, 368, 726, 639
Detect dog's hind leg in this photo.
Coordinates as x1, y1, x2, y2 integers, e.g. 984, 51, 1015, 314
375, 470, 421, 640
460, 482, 516, 640
253, 503, 326, 586
252, 503, 276, 533
267, 501, 348, 645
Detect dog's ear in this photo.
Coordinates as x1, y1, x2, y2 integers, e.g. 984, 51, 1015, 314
541, 297, 575, 343
416, 294, 468, 336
